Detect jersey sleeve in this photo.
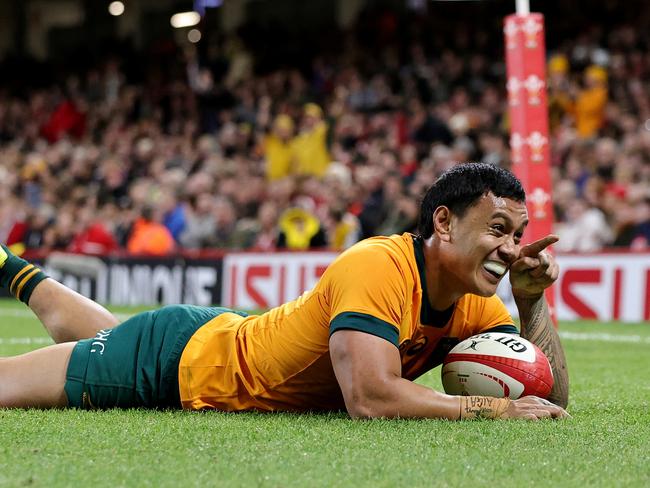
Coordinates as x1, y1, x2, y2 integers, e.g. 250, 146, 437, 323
325, 243, 409, 348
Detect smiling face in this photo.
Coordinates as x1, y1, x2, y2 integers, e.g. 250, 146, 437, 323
439, 192, 528, 297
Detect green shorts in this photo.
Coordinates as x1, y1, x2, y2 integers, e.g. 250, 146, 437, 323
64, 305, 246, 409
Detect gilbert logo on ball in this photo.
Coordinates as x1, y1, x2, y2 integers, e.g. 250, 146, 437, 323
442, 333, 553, 399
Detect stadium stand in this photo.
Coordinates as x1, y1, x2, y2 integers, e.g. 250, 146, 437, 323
0, 2, 649, 255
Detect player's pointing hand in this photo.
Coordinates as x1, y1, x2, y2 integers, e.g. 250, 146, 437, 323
509, 235, 560, 299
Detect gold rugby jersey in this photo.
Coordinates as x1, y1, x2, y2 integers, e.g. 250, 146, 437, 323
178, 233, 516, 411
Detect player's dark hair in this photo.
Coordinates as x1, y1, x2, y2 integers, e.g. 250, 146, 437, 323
418, 162, 526, 239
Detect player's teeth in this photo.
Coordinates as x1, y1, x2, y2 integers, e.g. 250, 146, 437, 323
484, 261, 506, 276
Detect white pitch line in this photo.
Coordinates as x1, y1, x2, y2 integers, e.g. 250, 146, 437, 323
0, 308, 648, 344
0, 337, 53, 345
0, 308, 42, 318
558, 331, 650, 344
0, 307, 133, 321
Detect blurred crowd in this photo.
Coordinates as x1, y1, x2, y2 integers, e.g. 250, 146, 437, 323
0, 22, 649, 256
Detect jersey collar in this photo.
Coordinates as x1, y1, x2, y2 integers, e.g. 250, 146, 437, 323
412, 235, 455, 328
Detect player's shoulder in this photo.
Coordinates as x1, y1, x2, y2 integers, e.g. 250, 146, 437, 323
323, 233, 417, 279
340, 233, 415, 259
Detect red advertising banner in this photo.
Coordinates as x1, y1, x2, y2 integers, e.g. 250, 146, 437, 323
222, 252, 338, 310
554, 255, 650, 323
504, 13, 556, 320
223, 252, 650, 323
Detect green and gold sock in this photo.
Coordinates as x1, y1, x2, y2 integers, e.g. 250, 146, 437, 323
0, 245, 48, 305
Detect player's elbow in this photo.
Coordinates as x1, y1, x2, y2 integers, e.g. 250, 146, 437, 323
346, 402, 374, 419
346, 400, 396, 419
344, 383, 400, 419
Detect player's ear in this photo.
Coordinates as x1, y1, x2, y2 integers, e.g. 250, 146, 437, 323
433, 206, 452, 242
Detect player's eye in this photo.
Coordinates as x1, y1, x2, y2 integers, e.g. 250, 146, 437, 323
491, 224, 505, 234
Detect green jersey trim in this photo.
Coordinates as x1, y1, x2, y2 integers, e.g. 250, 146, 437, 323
484, 324, 519, 334
330, 312, 400, 347
412, 235, 455, 327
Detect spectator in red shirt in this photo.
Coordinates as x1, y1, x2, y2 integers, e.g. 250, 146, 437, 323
69, 207, 119, 255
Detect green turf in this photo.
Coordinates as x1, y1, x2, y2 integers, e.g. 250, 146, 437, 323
0, 299, 649, 487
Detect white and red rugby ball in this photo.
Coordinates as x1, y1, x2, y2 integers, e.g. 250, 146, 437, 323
441, 332, 553, 399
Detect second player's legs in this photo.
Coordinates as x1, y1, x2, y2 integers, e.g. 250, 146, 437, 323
28, 279, 120, 343
0, 342, 76, 408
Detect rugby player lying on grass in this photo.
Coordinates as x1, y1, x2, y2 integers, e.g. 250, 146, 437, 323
0, 163, 569, 420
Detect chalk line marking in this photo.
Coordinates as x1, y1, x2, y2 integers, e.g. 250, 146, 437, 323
0, 308, 648, 344
558, 331, 650, 344
0, 307, 133, 321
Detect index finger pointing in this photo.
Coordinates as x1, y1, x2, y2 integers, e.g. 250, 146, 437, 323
521, 235, 559, 257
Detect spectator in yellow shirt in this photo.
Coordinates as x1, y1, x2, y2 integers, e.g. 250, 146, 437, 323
263, 114, 295, 181
547, 54, 572, 133
291, 103, 331, 178
572, 65, 609, 138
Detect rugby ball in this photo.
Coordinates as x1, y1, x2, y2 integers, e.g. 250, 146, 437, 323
441, 332, 553, 399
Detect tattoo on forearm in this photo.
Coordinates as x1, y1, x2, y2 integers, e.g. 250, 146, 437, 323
516, 296, 570, 409
459, 396, 511, 420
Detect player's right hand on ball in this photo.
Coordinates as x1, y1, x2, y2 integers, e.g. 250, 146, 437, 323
502, 396, 570, 420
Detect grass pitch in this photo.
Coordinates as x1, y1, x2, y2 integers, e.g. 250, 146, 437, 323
0, 299, 649, 487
